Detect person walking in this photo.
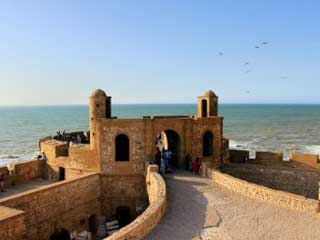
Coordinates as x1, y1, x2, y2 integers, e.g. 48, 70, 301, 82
192, 157, 201, 175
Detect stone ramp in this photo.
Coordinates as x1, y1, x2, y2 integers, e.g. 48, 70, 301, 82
145, 171, 320, 240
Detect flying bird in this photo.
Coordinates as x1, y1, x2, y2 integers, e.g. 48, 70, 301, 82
244, 62, 250, 65
218, 52, 223, 56
261, 41, 269, 45
245, 90, 251, 94
255, 46, 260, 49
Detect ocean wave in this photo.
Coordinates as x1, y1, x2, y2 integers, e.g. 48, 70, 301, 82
0, 152, 38, 167
304, 145, 320, 155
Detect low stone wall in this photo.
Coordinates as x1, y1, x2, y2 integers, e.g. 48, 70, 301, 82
212, 170, 319, 213
105, 165, 167, 240
290, 153, 319, 169
221, 164, 320, 199
0, 173, 101, 240
229, 149, 249, 163
255, 151, 283, 164
0, 159, 45, 187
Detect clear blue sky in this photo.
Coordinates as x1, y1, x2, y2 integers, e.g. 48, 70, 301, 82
0, 1, 319, 105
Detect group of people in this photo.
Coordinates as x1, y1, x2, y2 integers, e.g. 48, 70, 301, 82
152, 134, 202, 174
154, 148, 173, 174
55, 130, 90, 146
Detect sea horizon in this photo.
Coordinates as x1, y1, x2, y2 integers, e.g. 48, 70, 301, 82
1, 103, 320, 166
2, 102, 320, 107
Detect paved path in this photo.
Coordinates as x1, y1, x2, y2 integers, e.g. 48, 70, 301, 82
146, 171, 320, 240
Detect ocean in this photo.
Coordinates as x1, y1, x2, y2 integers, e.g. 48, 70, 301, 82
1, 104, 320, 166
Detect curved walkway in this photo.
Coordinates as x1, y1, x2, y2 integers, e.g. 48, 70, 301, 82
146, 171, 320, 240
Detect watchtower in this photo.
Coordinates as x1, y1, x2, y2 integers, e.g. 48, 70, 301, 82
89, 89, 112, 149
197, 90, 218, 118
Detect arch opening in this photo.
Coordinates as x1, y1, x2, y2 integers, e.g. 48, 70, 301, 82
49, 229, 70, 240
116, 206, 131, 228
203, 131, 213, 157
115, 134, 129, 161
156, 130, 181, 168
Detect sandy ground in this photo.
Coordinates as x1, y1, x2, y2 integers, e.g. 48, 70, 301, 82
146, 171, 320, 240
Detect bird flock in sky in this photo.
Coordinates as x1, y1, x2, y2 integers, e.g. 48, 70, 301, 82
217, 41, 289, 94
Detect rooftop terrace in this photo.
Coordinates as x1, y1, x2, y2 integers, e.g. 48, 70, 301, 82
0, 178, 50, 199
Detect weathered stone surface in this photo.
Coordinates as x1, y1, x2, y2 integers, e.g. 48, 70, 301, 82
221, 163, 320, 199
212, 170, 319, 213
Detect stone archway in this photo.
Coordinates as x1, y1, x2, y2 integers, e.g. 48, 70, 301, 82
156, 130, 181, 168
116, 206, 132, 228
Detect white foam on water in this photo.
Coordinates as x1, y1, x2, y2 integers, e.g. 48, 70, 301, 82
0, 152, 38, 167
229, 140, 256, 158
304, 145, 320, 155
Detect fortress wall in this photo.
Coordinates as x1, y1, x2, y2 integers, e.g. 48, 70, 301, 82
0, 173, 101, 240
222, 137, 230, 163
255, 151, 283, 164
105, 165, 167, 240
212, 170, 319, 213
68, 144, 99, 170
221, 164, 320, 199
97, 119, 147, 175
97, 116, 224, 173
41, 140, 99, 180
0, 159, 45, 187
191, 117, 223, 168
229, 149, 250, 163
290, 153, 319, 169
0, 206, 25, 240
100, 174, 147, 220
40, 139, 68, 161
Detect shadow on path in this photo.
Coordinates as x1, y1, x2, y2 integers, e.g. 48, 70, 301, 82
145, 171, 217, 240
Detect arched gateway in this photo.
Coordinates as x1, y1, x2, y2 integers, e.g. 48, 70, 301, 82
156, 130, 181, 168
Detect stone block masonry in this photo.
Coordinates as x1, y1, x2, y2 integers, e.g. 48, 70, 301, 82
212, 170, 319, 213
0, 206, 25, 240
0, 173, 101, 240
221, 164, 320, 199
105, 165, 167, 240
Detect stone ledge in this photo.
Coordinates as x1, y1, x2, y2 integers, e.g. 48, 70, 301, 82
0, 206, 24, 222
212, 170, 319, 213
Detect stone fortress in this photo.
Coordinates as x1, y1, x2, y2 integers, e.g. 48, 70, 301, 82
1, 89, 320, 240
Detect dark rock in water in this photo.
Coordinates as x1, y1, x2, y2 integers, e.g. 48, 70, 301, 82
7, 155, 19, 159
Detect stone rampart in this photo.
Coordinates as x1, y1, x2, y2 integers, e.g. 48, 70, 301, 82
0, 173, 101, 240
221, 164, 320, 199
229, 149, 249, 163
290, 153, 320, 169
105, 165, 167, 240
212, 170, 319, 213
0, 159, 45, 187
255, 151, 283, 164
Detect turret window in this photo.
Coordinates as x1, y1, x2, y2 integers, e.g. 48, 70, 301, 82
201, 99, 207, 117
